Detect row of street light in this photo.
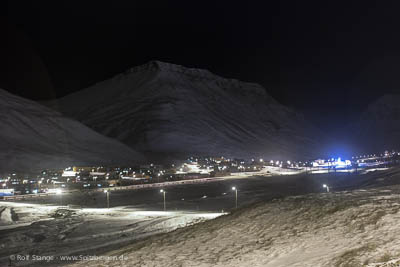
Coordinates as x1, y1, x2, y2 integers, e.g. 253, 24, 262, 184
60, 184, 329, 210
56, 189, 111, 208
159, 186, 239, 211
95, 187, 239, 211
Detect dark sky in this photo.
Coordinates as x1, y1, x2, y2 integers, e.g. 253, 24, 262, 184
3, 0, 400, 132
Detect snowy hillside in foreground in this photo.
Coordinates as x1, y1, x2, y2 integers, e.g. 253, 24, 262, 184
49, 61, 323, 160
74, 185, 400, 267
0, 202, 222, 267
0, 88, 143, 172
352, 94, 400, 152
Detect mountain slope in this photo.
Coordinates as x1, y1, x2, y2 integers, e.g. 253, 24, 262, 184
352, 94, 400, 152
0, 88, 143, 172
49, 61, 323, 160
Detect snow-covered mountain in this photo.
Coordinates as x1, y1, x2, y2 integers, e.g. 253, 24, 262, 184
352, 94, 400, 152
49, 61, 323, 160
0, 88, 143, 172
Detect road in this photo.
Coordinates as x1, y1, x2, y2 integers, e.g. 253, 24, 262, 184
4, 166, 398, 212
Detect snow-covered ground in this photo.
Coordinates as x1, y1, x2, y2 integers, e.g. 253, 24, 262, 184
3, 167, 400, 266
72, 185, 400, 267
0, 202, 223, 266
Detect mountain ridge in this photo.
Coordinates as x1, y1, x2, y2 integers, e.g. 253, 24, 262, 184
45, 61, 324, 161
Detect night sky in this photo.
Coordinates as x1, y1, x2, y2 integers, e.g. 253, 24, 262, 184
3, 1, 400, 132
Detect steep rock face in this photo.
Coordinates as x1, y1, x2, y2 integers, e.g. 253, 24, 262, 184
49, 61, 322, 160
0, 88, 143, 172
352, 94, 400, 152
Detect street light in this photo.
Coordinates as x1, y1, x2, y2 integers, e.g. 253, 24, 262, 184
56, 188, 63, 206
37, 180, 42, 193
323, 184, 330, 193
232, 186, 238, 209
104, 189, 110, 208
160, 189, 166, 211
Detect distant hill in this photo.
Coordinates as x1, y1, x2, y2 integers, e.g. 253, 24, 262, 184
47, 61, 324, 161
352, 94, 400, 153
0, 88, 143, 172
